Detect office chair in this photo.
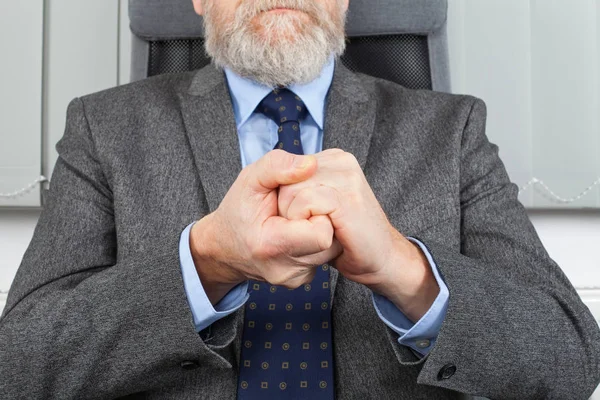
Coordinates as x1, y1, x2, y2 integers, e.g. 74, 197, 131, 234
128, 0, 451, 92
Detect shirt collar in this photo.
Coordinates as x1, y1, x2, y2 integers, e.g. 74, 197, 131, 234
224, 56, 335, 130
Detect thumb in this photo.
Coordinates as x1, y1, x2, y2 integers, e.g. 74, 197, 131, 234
249, 150, 317, 194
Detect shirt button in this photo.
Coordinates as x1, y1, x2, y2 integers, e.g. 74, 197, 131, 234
437, 363, 457, 380
415, 339, 431, 349
180, 360, 200, 370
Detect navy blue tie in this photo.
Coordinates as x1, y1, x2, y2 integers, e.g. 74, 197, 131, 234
236, 89, 335, 399
262, 88, 307, 154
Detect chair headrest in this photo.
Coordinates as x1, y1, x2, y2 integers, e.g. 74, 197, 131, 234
129, 0, 448, 40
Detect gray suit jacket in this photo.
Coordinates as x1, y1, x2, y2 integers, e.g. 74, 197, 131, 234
1, 63, 599, 400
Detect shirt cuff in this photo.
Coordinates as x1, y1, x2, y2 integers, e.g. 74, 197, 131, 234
371, 237, 449, 357
179, 222, 249, 332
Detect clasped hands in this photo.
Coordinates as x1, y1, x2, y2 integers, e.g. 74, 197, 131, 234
190, 149, 438, 321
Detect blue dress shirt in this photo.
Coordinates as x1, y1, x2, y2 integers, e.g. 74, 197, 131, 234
179, 58, 450, 357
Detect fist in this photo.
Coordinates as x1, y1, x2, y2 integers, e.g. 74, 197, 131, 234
277, 149, 403, 287
190, 150, 342, 302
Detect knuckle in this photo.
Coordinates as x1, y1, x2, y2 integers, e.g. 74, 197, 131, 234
325, 148, 344, 155
342, 151, 359, 167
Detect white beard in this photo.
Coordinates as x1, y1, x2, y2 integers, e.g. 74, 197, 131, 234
202, 0, 347, 88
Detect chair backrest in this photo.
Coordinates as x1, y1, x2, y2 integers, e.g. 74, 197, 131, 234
128, 0, 450, 92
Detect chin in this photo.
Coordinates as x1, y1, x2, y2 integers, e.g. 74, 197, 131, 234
256, 10, 311, 26
253, 16, 311, 43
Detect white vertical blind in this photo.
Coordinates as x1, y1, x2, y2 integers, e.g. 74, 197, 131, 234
44, 0, 120, 181
119, 0, 132, 86
0, 3, 44, 207
448, 0, 600, 209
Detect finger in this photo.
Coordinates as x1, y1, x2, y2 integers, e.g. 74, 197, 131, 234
262, 215, 334, 257
285, 186, 342, 220
296, 237, 343, 267
247, 150, 317, 194
267, 237, 342, 288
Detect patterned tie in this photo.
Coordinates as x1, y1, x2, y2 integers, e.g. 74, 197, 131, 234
236, 89, 335, 399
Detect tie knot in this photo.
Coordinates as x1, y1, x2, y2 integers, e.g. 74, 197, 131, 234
257, 88, 308, 125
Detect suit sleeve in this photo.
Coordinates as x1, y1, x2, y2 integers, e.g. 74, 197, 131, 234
389, 98, 600, 399
179, 222, 249, 333
372, 238, 449, 357
0, 98, 242, 399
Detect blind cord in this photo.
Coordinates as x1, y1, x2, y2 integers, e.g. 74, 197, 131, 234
0, 176, 49, 199
519, 177, 600, 204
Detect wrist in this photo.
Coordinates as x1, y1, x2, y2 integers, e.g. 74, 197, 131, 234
190, 213, 245, 305
369, 237, 439, 322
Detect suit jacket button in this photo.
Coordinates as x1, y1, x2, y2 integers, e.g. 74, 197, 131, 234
180, 360, 200, 370
437, 364, 456, 380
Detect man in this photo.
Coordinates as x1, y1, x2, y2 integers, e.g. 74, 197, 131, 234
0, 0, 598, 398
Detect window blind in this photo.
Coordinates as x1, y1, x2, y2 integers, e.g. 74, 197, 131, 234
448, 0, 600, 209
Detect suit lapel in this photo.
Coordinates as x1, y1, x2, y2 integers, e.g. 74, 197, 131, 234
178, 65, 242, 213
323, 62, 376, 170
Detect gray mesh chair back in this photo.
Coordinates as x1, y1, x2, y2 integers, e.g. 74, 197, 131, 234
129, 0, 450, 92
